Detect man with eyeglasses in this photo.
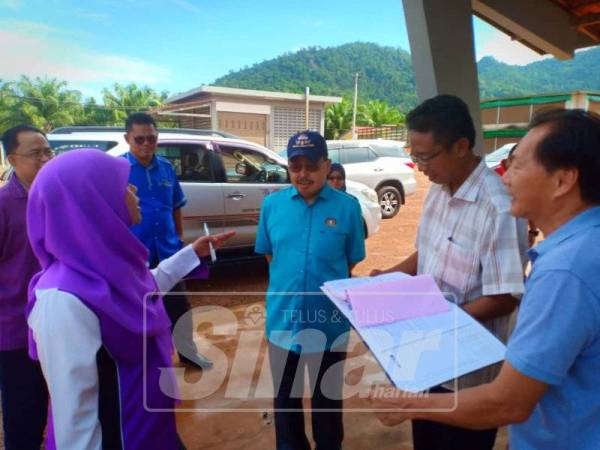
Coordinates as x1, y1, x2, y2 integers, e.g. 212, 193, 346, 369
123, 112, 212, 370
371, 95, 527, 450
255, 131, 366, 450
0, 124, 53, 449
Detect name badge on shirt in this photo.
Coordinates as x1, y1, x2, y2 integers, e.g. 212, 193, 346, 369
325, 217, 337, 227
158, 180, 173, 188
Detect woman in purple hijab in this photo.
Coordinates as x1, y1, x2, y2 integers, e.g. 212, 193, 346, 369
26, 149, 234, 449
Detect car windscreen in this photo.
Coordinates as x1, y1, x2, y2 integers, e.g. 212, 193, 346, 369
49, 140, 119, 154
369, 143, 409, 158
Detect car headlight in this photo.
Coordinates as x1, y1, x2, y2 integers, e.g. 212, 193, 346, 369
361, 188, 379, 204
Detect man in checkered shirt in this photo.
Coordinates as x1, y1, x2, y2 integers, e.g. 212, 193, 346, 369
372, 95, 527, 450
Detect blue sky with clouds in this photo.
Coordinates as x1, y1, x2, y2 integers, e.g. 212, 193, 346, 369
0, 0, 548, 99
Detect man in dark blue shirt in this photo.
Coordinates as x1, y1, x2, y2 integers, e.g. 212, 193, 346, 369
123, 112, 211, 369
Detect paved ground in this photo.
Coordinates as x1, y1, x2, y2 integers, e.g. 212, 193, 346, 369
0, 171, 508, 449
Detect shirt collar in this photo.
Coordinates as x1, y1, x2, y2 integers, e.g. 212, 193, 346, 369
290, 182, 333, 203
447, 159, 486, 203
126, 151, 156, 169
528, 206, 600, 263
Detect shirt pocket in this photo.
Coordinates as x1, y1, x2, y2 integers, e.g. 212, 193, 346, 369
439, 238, 479, 302
314, 227, 346, 262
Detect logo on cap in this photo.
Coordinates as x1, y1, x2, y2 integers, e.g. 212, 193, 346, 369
293, 134, 315, 148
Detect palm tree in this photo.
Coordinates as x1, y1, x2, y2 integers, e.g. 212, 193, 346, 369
102, 83, 168, 125
12, 76, 84, 132
0, 80, 19, 133
358, 100, 405, 127
325, 99, 354, 139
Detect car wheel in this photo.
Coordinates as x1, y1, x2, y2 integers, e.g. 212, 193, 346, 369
378, 186, 401, 219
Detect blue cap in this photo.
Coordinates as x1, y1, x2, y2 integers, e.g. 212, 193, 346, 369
287, 131, 328, 162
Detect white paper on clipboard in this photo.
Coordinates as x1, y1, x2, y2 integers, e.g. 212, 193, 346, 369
321, 275, 506, 393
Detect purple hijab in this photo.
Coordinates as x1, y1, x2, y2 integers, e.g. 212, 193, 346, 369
27, 149, 179, 448
27, 149, 171, 344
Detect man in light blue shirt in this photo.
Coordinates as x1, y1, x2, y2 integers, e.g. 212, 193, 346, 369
256, 131, 365, 450
370, 109, 600, 450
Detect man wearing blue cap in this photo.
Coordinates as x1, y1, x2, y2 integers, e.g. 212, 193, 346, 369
256, 131, 366, 450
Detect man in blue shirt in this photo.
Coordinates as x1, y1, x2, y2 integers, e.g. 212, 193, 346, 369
370, 109, 600, 450
255, 131, 366, 450
124, 112, 211, 369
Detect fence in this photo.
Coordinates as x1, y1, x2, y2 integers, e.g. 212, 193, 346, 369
355, 125, 407, 141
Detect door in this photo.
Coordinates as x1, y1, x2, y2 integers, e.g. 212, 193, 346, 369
215, 142, 289, 248
339, 144, 380, 189
156, 141, 225, 244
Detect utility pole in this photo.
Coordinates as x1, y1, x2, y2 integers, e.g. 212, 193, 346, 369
351, 73, 359, 139
305, 86, 310, 130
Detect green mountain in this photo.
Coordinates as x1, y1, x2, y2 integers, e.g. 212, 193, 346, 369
213, 42, 417, 111
212, 42, 600, 111
478, 49, 600, 99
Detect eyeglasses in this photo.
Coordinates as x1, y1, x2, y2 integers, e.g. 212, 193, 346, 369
409, 148, 445, 165
288, 161, 322, 173
328, 175, 344, 181
132, 135, 158, 145
14, 148, 55, 160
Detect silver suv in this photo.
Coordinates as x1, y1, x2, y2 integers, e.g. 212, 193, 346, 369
326, 140, 417, 218
47, 130, 381, 252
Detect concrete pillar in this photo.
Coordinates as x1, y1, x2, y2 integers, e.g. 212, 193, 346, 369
210, 100, 218, 130
567, 92, 589, 110
402, 0, 485, 154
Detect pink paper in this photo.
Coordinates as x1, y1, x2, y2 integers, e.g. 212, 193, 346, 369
346, 274, 449, 327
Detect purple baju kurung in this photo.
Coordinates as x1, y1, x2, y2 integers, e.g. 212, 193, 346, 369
27, 149, 183, 449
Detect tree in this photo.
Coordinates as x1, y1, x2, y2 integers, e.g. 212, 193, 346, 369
102, 83, 169, 125
1, 77, 84, 132
325, 99, 353, 139
0, 80, 18, 132
358, 100, 405, 127
78, 97, 113, 126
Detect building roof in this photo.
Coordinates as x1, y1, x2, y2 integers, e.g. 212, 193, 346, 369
553, 0, 600, 42
473, 0, 600, 60
166, 85, 342, 105
480, 91, 600, 107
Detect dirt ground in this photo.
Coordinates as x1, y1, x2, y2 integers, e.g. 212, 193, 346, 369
173, 171, 508, 449
0, 171, 509, 449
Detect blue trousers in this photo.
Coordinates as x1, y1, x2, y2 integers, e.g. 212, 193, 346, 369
0, 349, 48, 450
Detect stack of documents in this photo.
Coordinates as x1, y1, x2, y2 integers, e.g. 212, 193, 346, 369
322, 271, 410, 302
321, 273, 506, 392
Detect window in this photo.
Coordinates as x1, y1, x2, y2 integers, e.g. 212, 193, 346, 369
218, 145, 289, 184
272, 106, 322, 150
340, 146, 376, 164
328, 148, 340, 163
49, 140, 118, 153
156, 143, 218, 182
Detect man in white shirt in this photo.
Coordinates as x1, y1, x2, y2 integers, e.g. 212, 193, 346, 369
371, 95, 527, 450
